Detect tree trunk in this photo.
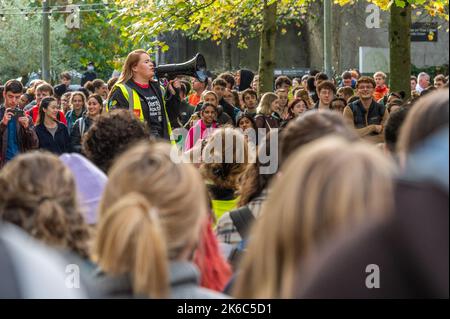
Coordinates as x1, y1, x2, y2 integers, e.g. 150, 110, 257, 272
258, 0, 277, 95
221, 38, 232, 71
332, 3, 342, 75
305, 1, 324, 71
390, 4, 411, 99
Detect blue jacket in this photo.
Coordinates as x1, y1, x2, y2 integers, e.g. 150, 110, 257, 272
35, 122, 72, 155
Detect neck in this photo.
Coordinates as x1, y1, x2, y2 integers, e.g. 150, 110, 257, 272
44, 117, 56, 127
74, 108, 83, 116
133, 75, 149, 85
319, 101, 330, 109
360, 97, 373, 109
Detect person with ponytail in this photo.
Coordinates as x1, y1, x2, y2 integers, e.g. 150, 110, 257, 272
94, 142, 228, 299
0, 152, 92, 261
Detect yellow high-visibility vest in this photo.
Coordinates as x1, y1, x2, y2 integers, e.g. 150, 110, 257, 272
107, 83, 175, 145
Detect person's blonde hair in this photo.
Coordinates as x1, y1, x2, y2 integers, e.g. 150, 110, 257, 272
0, 152, 91, 259
200, 90, 218, 106
233, 136, 395, 298
117, 49, 149, 84
200, 127, 251, 190
95, 142, 208, 298
257, 92, 278, 116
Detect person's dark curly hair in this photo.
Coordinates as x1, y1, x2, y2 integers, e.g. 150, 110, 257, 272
82, 110, 151, 173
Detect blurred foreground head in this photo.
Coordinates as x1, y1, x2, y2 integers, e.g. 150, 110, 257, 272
95, 142, 208, 298
233, 136, 395, 298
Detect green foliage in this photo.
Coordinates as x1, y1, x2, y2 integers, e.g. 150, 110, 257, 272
62, 0, 136, 81
0, 0, 79, 84
112, 0, 308, 50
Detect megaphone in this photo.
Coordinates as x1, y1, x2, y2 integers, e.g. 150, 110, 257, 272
155, 53, 208, 82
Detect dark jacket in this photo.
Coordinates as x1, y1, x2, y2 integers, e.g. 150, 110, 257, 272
70, 116, 93, 153
348, 99, 386, 129
0, 106, 38, 168
255, 113, 281, 130
172, 100, 194, 129
220, 98, 240, 124
35, 122, 72, 155
108, 80, 180, 140
238, 69, 255, 92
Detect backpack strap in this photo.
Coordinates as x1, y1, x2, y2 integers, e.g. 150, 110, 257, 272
229, 206, 255, 240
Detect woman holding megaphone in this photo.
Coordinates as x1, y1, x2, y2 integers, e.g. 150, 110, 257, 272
107, 49, 180, 142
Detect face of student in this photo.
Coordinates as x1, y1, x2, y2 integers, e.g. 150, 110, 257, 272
4, 91, 21, 109
36, 90, 51, 104
292, 100, 307, 116
132, 53, 155, 81
244, 94, 257, 109
434, 80, 445, 89
251, 77, 259, 91
223, 89, 234, 106
203, 94, 218, 107
357, 82, 375, 100
213, 85, 226, 100
71, 94, 85, 112
235, 71, 241, 86
61, 95, 70, 111
374, 75, 385, 87
44, 101, 59, 120
193, 78, 205, 92
87, 97, 102, 118
318, 88, 334, 106
61, 77, 71, 87
96, 85, 108, 100
411, 79, 417, 91
201, 106, 217, 125
271, 98, 281, 113
18, 94, 29, 109
343, 78, 353, 87
238, 117, 253, 131
277, 91, 288, 108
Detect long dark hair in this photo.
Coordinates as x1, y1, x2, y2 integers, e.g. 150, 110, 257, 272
38, 96, 57, 125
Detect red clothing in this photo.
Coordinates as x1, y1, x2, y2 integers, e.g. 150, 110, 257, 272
188, 93, 201, 107
27, 105, 67, 125
373, 85, 389, 102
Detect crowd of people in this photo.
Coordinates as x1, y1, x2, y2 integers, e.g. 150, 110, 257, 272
0, 49, 448, 299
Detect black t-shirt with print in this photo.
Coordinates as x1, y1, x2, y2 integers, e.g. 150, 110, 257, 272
109, 80, 163, 138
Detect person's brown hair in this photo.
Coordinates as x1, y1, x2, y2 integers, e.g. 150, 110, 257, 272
36, 83, 54, 96
280, 110, 359, 167
356, 76, 376, 89
316, 80, 336, 95
0, 152, 91, 259
233, 136, 395, 298
201, 127, 251, 190
397, 89, 449, 157
95, 142, 208, 298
